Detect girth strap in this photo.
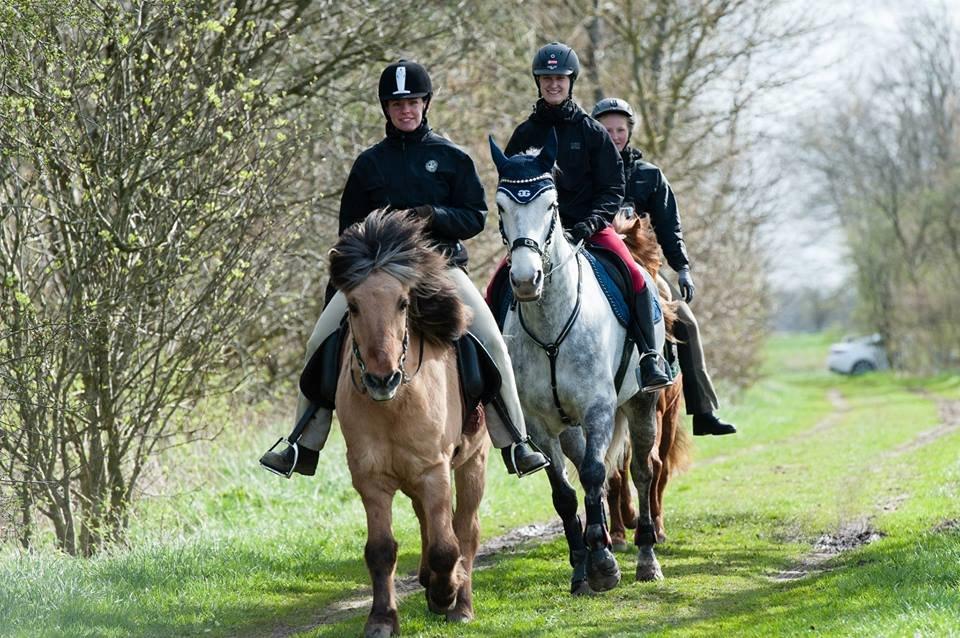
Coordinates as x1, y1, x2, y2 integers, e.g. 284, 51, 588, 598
516, 253, 584, 426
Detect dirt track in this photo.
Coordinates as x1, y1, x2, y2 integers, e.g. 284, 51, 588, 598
267, 521, 564, 638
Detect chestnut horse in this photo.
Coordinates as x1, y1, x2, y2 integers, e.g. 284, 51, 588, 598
607, 214, 691, 549
329, 211, 489, 637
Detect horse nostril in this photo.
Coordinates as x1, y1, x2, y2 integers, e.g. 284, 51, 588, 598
533, 270, 543, 287
362, 371, 402, 392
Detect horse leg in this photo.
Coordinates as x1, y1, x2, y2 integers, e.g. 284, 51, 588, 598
408, 494, 431, 589
448, 445, 488, 623
606, 454, 630, 552
626, 393, 664, 582
608, 436, 638, 552
581, 405, 621, 593
543, 437, 590, 596
358, 484, 401, 638
653, 386, 681, 542
619, 442, 638, 530
415, 468, 462, 615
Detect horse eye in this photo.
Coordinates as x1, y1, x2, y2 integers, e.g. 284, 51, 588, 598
347, 302, 359, 315
497, 203, 504, 213
398, 298, 409, 311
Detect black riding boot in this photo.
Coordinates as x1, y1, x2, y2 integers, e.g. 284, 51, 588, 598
692, 412, 737, 436
491, 395, 550, 477
259, 441, 319, 477
632, 285, 673, 393
501, 440, 550, 476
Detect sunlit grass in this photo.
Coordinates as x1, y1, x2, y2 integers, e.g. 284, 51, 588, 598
2, 333, 959, 637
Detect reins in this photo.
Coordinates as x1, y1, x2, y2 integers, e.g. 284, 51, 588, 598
505, 201, 585, 426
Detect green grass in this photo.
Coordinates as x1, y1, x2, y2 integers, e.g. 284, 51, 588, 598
3, 332, 960, 637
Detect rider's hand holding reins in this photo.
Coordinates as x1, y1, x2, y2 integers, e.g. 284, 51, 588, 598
568, 215, 605, 243
678, 266, 695, 303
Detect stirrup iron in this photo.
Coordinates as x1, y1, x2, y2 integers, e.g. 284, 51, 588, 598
260, 437, 299, 479
511, 439, 550, 478
638, 351, 674, 392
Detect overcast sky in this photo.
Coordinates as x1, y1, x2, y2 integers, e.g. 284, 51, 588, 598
764, 0, 959, 291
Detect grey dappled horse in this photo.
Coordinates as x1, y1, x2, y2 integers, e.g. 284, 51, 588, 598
488, 132, 666, 594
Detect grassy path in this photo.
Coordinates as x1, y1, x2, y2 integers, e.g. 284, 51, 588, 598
309, 334, 960, 637
2, 333, 959, 637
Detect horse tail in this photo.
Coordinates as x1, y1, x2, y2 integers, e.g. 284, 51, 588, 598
655, 273, 680, 338
662, 384, 692, 476
604, 410, 631, 478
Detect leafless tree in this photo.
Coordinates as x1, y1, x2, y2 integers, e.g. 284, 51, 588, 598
802, 7, 960, 370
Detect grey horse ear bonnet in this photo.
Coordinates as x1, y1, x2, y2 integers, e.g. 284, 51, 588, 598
488, 131, 558, 205
496, 155, 555, 205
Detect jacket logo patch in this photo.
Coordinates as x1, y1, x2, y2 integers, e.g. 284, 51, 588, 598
569, 142, 581, 150
425, 159, 438, 173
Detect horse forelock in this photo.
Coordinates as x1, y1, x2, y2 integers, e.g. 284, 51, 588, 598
329, 210, 466, 345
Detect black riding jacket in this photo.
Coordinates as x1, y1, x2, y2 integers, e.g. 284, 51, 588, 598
339, 118, 487, 267
506, 99, 624, 233
620, 146, 689, 272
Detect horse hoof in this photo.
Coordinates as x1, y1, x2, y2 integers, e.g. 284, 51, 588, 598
571, 579, 593, 596
636, 562, 664, 581
586, 547, 621, 592
635, 545, 663, 581
427, 589, 457, 615
364, 621, 398, 638
611, 537, 631, 553
446, 609, 474, 623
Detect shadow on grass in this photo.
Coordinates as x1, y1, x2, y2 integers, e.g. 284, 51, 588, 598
0, 539, 430, 638
578, 532, 960, 637
306, 529, 960, 638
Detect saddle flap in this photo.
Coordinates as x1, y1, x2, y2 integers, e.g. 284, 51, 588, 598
455, 331, 501, 424
584, 247, 663, 325
298, 321, 347, 410
582, 248, 631, 327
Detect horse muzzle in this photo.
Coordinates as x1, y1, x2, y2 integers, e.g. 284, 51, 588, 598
362, 370, 403, 401
510, 270, 544, 302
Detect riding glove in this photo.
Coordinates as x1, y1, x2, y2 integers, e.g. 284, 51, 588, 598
567, 215, 605, 243
677, 266, 695, 303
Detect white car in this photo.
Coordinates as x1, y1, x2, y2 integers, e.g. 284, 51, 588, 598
828, 334, 889, 375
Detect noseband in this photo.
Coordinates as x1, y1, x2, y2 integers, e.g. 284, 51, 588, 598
348, 315, 424, 395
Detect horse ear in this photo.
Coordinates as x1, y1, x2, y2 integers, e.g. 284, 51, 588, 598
488, 134, 509, 174
538, 128, 558, 173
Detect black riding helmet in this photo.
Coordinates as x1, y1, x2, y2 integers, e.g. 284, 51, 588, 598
378, 60, 433, 116
531, 42, 580, 97
591, 97, 635, 124
592, 97, 636, 145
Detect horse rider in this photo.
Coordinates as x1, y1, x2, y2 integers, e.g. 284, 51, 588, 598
499, 42, 673, 393
591, 97, 737, 436
259, 60, 550, 478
